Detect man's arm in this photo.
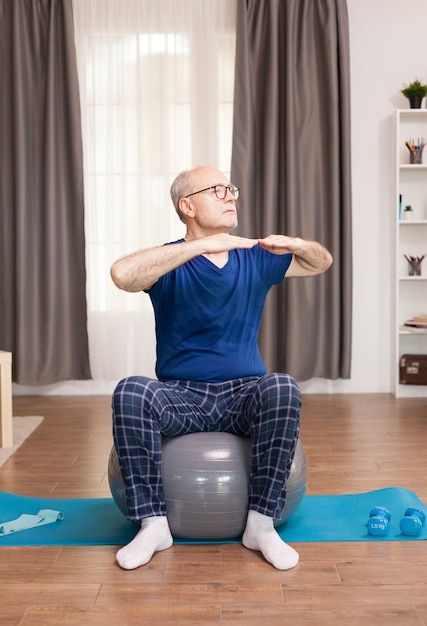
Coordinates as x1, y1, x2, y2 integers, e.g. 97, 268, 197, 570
110, 233, 258, 292
258, 235, 333, 277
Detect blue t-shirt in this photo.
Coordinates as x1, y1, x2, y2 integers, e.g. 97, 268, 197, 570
148, 242, 292, 382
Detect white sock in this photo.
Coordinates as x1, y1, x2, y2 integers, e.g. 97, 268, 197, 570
116, 516, 173, 570
242, 510, 299, 571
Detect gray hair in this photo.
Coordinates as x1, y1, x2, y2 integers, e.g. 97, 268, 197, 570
170, 169, 194, 223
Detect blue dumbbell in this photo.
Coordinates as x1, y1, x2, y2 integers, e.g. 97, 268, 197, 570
400, 508, 426, 537
367, 506, 391, 536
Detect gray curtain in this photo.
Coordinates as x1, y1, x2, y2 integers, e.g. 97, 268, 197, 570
0, 0, 91, 384
231, 0, 352, 381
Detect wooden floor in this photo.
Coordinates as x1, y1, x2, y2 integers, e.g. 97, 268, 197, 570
1, 393, 427, 626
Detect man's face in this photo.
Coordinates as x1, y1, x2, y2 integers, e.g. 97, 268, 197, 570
184, 167, 238, 234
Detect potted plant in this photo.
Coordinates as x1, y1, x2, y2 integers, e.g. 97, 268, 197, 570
401, 79, 427, 109
403, 205, 414, 220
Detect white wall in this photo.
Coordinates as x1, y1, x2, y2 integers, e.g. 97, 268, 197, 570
14, 0, 427, 396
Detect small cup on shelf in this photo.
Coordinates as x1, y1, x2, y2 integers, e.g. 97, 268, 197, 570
405, 139, 425, 164
409, 148, 423, 164
404, 255, 424, 276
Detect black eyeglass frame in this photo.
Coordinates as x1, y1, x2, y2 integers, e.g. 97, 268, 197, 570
185, 184, 240, 200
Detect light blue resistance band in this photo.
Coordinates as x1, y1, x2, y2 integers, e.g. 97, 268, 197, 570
0, 509, 64, 535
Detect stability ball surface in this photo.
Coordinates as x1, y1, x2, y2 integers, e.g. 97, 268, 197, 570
108, 433, 307, 540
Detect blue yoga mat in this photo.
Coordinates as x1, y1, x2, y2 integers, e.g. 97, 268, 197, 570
0, 487, 426, 547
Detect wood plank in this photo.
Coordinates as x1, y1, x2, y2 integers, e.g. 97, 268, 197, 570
21, 604, 221, 625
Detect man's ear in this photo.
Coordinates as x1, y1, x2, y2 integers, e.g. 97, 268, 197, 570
179, 197, 194, 219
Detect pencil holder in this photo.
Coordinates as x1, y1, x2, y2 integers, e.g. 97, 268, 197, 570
404, 255, 424, 276
410, 149, 423, 164
406, 140, 425, 164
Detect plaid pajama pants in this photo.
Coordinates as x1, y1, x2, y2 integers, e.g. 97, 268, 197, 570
112, 373, 301, 521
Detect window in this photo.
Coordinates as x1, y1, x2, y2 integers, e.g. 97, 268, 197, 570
73, 0, 236, 380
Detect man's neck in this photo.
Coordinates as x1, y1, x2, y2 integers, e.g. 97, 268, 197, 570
202, 250, 229, 269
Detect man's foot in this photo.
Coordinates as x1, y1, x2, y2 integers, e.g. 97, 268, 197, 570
242, 510, 299, 570
116, 516, 173, 570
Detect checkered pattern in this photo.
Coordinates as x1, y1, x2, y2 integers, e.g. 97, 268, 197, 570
112, 374, 301, 521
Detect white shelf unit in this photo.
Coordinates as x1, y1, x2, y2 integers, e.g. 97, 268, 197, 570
394, 109, 427, 397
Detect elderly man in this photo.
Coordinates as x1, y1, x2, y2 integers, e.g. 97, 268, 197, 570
110, 165, 333, 571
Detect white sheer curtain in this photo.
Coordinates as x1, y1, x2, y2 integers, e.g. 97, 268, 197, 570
72, 0, 236, 383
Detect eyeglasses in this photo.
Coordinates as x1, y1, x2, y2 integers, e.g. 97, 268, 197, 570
185, 184, 240, 201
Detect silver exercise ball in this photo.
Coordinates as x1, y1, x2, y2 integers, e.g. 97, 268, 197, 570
108, 433, 307, 540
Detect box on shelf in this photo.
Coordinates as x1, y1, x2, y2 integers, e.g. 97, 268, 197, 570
399, 354, 427, 385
